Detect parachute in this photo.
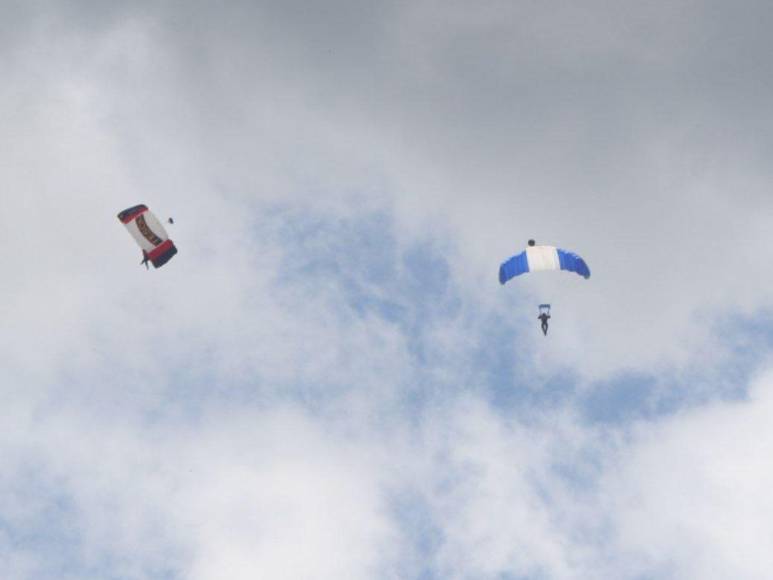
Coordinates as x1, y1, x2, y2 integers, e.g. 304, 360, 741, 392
499, 241, 590, 284
117, 204, 178, 269
499, 241, 589, 335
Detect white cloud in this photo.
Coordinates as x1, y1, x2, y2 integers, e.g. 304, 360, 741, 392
601, 371, 773, 579
0, 399, 404, 579
396, 371, 773, 580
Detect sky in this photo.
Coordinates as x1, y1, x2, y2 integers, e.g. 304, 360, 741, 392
2, 0, 773, 578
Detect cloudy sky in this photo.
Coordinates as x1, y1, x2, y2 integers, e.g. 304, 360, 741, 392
3, 1, 773, 578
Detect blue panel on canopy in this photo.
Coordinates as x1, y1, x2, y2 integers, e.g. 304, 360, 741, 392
498, 251, 529, 284
556, 249, 591, 279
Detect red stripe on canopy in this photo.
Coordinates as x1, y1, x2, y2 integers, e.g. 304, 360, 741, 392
118, 205, 148, 224
148, 239, 175, 261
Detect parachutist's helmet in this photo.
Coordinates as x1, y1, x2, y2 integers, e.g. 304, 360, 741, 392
528, 239, 536, 246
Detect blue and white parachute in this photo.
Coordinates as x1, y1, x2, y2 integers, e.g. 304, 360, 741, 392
499, 243, 590, 284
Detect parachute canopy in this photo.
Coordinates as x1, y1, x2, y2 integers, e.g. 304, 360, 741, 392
499, 244, 590, 284
117, 204, 177, 268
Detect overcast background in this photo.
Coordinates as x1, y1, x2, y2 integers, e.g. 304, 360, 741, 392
2, 1, 773, 578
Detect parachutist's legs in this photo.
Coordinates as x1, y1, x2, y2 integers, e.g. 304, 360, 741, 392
541, 321, 548, 335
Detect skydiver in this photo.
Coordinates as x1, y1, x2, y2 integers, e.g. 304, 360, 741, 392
141, 250, 149, 270
538, 312, 550, 336
168, 217, 174, 224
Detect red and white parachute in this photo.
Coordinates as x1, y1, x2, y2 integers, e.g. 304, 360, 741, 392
117, 204, 177, 268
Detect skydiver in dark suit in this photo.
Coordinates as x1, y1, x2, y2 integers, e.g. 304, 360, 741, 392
538, 312, 550, 335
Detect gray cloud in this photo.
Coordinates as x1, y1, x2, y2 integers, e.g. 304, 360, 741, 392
37, 0, 770, 374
